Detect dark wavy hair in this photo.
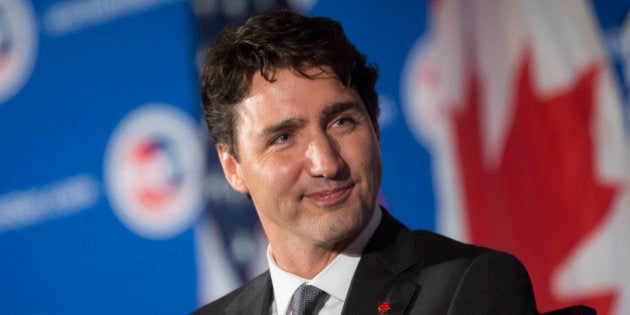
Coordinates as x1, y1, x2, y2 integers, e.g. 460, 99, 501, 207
201, 10, 379, 158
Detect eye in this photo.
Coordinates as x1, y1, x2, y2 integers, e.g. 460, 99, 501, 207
334, 118, 349, 125
331, 116, 356, 129
271, 133, 292, 144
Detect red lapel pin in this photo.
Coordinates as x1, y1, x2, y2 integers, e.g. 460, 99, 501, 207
378, 302, 391, 313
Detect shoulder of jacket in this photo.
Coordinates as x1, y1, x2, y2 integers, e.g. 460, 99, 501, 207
190, 271, 271, 315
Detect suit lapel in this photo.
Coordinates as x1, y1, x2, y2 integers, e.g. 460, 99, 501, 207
342, 209, 420, 315
225, 271, 274, 315
221, 210, 418, 315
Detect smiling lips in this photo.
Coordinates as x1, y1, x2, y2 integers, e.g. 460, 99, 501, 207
304, 184, 353, 206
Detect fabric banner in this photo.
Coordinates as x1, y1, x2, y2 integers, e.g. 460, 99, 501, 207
401, 1, 630, 313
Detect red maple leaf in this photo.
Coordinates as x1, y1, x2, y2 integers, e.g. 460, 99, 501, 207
452, 51, 618, 313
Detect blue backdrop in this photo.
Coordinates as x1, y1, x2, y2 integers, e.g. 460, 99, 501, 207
1, 1, 200, 313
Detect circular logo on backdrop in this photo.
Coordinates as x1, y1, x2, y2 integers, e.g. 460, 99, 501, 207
0, 0, 38, 104
104, 104, 205, 239
401, 33, 443, 146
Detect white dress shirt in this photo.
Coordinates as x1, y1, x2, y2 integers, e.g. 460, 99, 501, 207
267, 207, 382, 315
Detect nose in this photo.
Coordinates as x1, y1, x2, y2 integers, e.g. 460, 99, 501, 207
304, 133, 345, 179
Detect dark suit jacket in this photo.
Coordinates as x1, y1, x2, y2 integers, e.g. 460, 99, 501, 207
193, 210, 538, 314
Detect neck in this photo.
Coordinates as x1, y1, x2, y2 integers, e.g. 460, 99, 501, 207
267, 233, 358, 279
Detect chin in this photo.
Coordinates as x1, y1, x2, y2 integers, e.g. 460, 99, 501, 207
312, 208, 367, 243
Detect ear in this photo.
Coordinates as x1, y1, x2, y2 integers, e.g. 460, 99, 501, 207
216, 144, 249, 194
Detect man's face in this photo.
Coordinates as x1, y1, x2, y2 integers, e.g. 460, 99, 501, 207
218, 67, 382, 248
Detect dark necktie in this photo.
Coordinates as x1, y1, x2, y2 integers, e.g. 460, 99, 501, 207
289, 284, 329, 315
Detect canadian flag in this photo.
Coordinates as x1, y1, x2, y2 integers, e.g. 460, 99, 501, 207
403, 0, 630, 314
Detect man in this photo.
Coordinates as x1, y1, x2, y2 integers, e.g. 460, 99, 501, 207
194, 10, 538, 315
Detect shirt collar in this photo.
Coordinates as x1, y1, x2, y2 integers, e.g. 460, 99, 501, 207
267, 206, 382, 315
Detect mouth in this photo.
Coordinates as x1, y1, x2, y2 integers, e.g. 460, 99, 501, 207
304, 184, 354, 206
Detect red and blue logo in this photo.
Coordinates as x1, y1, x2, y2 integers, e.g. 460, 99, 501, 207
104, 104, 205, 239
129, 136, 184, 211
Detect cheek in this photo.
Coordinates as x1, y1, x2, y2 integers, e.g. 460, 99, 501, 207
351, 136, 380, 165
354, 138, 382, 185
255, 155, 301, 187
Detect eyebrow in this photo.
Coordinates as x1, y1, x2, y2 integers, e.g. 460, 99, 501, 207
260, 118, 306, 139
259, 101, 362, 139
320, 101, 362, 121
